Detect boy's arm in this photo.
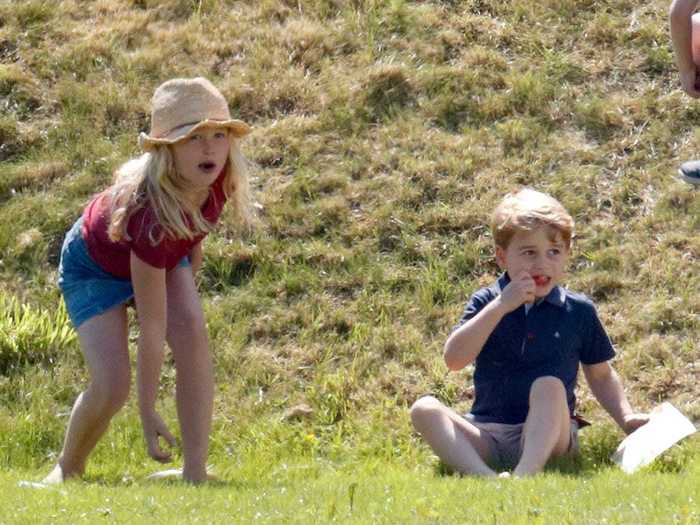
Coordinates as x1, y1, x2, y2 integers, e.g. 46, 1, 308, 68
582, 361, 649, 434
444, 270, 535, 370
131, 251, 177, 462
670, 0, 700, 97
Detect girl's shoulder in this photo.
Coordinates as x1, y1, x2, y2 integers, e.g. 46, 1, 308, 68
126, 202, 162, 241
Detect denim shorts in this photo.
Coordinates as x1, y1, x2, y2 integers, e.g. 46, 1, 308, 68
58, 217, 189, 329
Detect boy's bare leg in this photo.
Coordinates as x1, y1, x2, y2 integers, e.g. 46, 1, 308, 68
165, 266, 214, 483
513, 376, 571, 477
44, 306, 131, 483
410, 395, 497, 477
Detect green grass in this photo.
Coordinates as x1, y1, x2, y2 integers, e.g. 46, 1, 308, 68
1, 0, 700, 521
3, 445, 700, 524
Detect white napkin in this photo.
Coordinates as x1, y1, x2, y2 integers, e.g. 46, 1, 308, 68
611, 402, 697, 474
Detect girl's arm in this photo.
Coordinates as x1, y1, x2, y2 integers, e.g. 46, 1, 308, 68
189, 241, 203, 275
130, 251, 177, 462
670, 0, 700, 97
583, 361, 649, 434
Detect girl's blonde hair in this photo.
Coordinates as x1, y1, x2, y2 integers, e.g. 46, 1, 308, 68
108, 138, 252, 244
491, 188, 574, 249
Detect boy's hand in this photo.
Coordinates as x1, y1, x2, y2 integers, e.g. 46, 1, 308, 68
680, 68, 700, 98
499, 270, 535, 312
622, 413, 650, 435
142, 411, 177, 462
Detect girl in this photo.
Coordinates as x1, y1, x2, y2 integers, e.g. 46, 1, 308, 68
44, 77, 252, 484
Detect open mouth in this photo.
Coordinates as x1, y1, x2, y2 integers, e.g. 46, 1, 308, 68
532, 275, 550, 286
198, 161, 216, 172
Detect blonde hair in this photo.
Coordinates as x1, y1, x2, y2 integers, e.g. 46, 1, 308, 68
108, 139, 252, 244
491, 188, 574, 249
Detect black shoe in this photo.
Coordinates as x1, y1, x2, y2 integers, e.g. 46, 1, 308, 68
679, 160, 700, 185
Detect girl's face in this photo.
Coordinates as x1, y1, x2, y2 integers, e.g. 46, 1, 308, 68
171, 127, 231, 190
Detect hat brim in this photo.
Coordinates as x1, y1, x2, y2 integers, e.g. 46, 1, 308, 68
139, 119, 251, 150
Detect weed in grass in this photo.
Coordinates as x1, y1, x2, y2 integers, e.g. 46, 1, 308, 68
574, 94, 627, 142
201, 243, 257, 291
496, 117, 547, 155
309, 372, 353, 425
0, 295, 76, 375
361, 64, 415, 123
11, 0, 54, 31
0, 64, 43, 119
0, 117, 24, 162
0, 161, 70, 199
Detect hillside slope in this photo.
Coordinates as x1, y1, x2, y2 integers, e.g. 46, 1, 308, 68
0, 0, 698, 473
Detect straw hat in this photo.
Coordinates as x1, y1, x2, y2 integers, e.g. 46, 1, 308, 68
138, 77, 250, 151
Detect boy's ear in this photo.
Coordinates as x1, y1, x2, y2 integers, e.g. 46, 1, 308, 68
495, 245, 506, 269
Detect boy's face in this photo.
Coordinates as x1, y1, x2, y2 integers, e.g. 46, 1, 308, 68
495, 225, 570, 298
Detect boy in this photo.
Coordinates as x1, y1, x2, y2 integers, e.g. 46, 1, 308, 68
670, 0, 700, 185
410, 189, 649, 477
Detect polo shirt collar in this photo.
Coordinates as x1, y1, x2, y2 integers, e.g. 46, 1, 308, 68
495, 272, 566, 308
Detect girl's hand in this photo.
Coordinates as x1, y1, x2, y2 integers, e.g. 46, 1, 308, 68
142, 411, 177, 462
498, 270, 535, 312
680, 68, 700, 98
622, 413, 650, 435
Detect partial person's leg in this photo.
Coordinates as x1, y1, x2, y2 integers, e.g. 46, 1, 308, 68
44, 306, 131, 483
513, 376, 570, 477
165, 265, 213, 483
410, 395, 497, 476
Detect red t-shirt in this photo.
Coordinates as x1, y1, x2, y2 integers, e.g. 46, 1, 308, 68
82, 169, 228, 279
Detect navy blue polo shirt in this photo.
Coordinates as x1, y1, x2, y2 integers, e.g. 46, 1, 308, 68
456, 273, 615, 425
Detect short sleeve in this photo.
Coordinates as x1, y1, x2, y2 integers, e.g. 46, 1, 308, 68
579, 300, 616, 365
453, 287, 496, 332
126, 208, 169, 269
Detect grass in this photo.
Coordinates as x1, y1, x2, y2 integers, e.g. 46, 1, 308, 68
2, 446, 700, 524
1, 0, 699, 521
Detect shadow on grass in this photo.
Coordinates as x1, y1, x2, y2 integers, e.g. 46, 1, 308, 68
81, 473, 255, 490
431, 424, 627, 478
433, 454, 598, 479
432, 425, 699, 479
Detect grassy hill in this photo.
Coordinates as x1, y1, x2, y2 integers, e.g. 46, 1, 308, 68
1, 0, 699, 521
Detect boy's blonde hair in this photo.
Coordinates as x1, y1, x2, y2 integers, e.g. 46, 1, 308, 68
107, 138, 252, 245
491, 188, 574, 249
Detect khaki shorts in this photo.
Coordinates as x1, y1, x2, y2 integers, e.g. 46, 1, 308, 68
464, 414, 580, 470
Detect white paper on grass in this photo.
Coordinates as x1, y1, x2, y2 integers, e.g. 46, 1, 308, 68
611, 402, 697, 474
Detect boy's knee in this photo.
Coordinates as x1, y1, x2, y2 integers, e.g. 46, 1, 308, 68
529, 376, 566, 401
410, 395, 441, 427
